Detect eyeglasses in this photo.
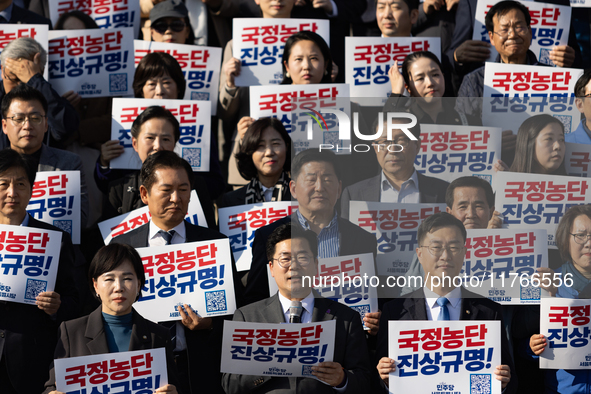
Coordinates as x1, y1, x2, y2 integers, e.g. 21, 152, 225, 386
571, 233, 591, 245
273, 254, 313, 268
151, 20, 186, 34
493, 23, 528, 38
420, 244, 465, 258
374, 137, 413, 147
5, 114, 46, 125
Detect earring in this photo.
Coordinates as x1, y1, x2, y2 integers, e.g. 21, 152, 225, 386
136, 292, 139, 296
286, 72, 290, 78
96, 293, 100, 299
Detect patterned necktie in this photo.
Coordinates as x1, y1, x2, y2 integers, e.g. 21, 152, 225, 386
158, 229, 176, 245
437, 297, 450, 321
158, 229, 177, 349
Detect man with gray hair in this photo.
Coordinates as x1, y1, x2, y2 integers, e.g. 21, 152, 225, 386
0, 37, 78, 146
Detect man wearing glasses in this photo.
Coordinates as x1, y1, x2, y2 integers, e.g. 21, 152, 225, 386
568, 69, 591, 144
1, 84, 89, 228
375, 212, 515, 393
340, 117, 449, 220
223, 223, 372, 394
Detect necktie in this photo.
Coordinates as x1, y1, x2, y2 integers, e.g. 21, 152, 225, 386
437, 297, 450, 321
158, 229, 176, 245
289, 300, 303, 323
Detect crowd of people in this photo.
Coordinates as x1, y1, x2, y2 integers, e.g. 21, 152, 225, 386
0, 0, 590, 393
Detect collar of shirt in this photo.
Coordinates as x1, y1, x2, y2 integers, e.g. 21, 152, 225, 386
424, 285, 462, 321
148, 220, 187, 246
0, 2, 13, 22
261, 185, 273, 202
380, 168, 420, 201
277, 291, 315, 324
20, 213, 29, 227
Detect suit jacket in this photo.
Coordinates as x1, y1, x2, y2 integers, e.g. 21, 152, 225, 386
110, 220, 244, 394
376, 287, 517, 394
0, 216, 78, 393
43, 306, 179, 394
340, 172, 450, 220
222, 293, 372, 394
7, 3, 51, 26
243, 214, 377, 305
37, 144, 89, 229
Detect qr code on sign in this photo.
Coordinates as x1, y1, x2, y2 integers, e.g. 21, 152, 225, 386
25, 279, 47, 300
323, 131, 339, 146
539, 48, 552, 66
183, 148, 201, 169
206, 290, 227, 312
470, 374, 491, 394
191, 92, 209, 100
351, 305, 370, 328
302, 365, 314, 377
109, 73, 128, 93
53, 220, 72, 236
554, 115, 572, 134
520, 283, 541, 301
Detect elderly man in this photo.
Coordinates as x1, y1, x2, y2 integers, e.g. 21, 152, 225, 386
0, 148, 78, 394
0, 37, 79, 146
376, 212, 515, 393
110, 150, 242, 394
223, 223, 373, 394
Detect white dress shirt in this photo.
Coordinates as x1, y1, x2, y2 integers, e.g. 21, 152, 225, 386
424, 286, 462, 321
380, 169, 420, 203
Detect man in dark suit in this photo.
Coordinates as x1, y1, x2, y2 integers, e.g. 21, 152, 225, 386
110, 150, 242, 394
340, 117, 449, 220
0, 148, 78, 394
223, 223, 372, 394
376, 212, 515, 393
244, 149, 379, 335
0, 0, 51, 25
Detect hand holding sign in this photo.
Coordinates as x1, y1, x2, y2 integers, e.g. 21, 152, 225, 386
494, 365, 511, 389
376, 357, 396, 386
388, 61, 405, 95
223, 57, 241, 89
36, 291, 61, 315
363, 311, 381, 336
311, 361, 345, 387
178, 304, 213, 331
549, 45, 576, 68
454, 40, 491, 63
530, 333, 547, 356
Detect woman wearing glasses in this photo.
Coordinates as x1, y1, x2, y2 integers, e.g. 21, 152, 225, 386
149, 0, 195, 45
529, 205, 591, 394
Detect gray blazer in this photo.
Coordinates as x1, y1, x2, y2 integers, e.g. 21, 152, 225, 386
38, 144, 89, 229
222, 293, 372, 394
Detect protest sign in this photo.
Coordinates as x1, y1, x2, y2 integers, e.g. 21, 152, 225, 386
349, 202, 446, 276
473, 0, 570, 65
134, 40, 222, 115
565, 141, 591, 177
221, 320, 336, 377
232, 18, 329, 86
389, 320, 501, 394
133, 238, 236, 322
416, 124, 502, 183
0, 25, 49, 79
345, 36, 440, 106
463, 228, 548, 304
218, 202, 297, 272
48, 28, 135, 97
109, 98, 211, 171
55, 348, 167, 392
540, 298, 591, 369
482, 63, 582, 133
26, 171, 81, 244
98, 190, 208, 244
0, 225, 62, 305
494, 171, 590, 247
49, 0, 140, 37
250, 84, 350, 154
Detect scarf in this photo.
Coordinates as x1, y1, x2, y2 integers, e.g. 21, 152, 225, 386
244, 172, 290, 205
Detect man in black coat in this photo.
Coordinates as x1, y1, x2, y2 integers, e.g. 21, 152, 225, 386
0, 149, 78, 394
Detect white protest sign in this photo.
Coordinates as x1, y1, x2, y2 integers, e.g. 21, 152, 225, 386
349, 202, 446, 276
0, 25, 49, 79
98, 190, 207, 244
221, 320, 336, 377
473, 0, 570, 65
389, 320, 501, 394
49, 0, 141, 38
55, 349, 167, 392
462, 228, 548, 305
540, 298, 591, 369
345, 36, 441, 106
133, 238, 236, 322
494, 171, 591, 248
48, 28, 135, 97
416, 124, 502, 183
26, 171, 81, 244
218, 202, 297, 272
250, 83, 350, 154
109, 98, 211, 171
482, 63, 582, 133
0, 225, 62, 305
134, 40, 222, 115
565, 141, 591, 177
232, 18, 329, 86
